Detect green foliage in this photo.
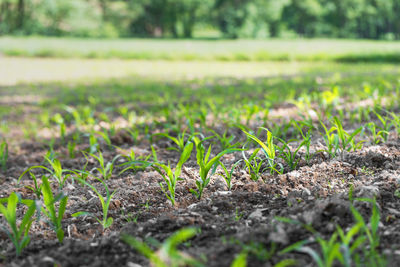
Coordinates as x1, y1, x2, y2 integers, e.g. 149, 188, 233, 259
276, 138, 305, 171
366, 122, 387, 144
242, 148, 264, 181
278, 197, 385, 266
40, 176, 68, 243
153, 130, 195, 152
372, 110, 391, 142
72, 176, 116, 229
242, 128, 281, 174
151, 142, 193, 206
24, 172, 43, 199
18, 156, 72, 189
333, 117, 364, 159
217, 160, 241, 190
0, 192, 37, 256
121, 227, 202, 267
1, 0, 400, 39
88, 151, 119, 180
190, 137, 240, 199
0, 140, 8, 172
118, 149, 152, 174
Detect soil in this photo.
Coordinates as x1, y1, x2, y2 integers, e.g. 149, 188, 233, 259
0, 123, 399, 267
1, 76, 400, 267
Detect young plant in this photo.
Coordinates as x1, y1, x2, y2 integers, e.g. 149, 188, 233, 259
88, 133, 99, 153
390, 112, 400, 136
276, 138, 305, 171
96, 130, 112, 149
320, 120, 339, 158
366, 122, 387, 144
88, 151, 120, 180
372, 110, 391, 142
242, 148, 265, 181
119, 149, 152, 174
0, 140, 8, 172
209, 129, 239, 150
40, 176, 68, 243
121, 227, 201, 267
292, 120, 313, 163
67, 141, 77, 159
217, 160, 241, 190
242, 128, 280, 174
151, 142, 193, 206
24, 172, 43, 199
0, 192, 37, 256
72, 177, 116, 229
52, 113, 66, 144
19, 156, 72, 189
350, 198, 384, 265
153, 130, 194, 152
278, 197, 384, 267
190, 137, 240, 199
333, 117, 364, 159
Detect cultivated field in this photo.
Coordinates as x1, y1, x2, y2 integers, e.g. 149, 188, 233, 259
1, 41, 400, 266
1, 37, 400, 62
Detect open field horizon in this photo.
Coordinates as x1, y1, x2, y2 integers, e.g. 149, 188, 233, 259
1, 37, 400, 62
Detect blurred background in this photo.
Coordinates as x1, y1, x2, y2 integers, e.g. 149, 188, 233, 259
0, 0, 399, 39
0, 0, 400, 86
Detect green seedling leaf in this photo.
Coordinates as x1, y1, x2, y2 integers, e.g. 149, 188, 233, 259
231, 251, 247, 267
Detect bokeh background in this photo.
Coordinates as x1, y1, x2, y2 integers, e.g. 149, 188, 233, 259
1, 0, 399, 39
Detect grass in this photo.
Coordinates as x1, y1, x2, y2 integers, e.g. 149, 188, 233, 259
1, 36, 400, 62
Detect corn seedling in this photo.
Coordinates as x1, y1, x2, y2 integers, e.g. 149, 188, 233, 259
96, 130, 112, 148
24, 172, 43, 199
52, 113, 66, 144
67, 141, 77, 159
276, 138, 305, 171
45, 139, 57, 162
350, 197, 384, 265
151, 142, 193, 206
87, 151, 120, 180
242, 128, 281, 174
231, 251, 247, 267
333, 117, 364, 160
320, 120, 339, 158
153, 130, 195, 152
0, 192, 37, 256
127, 127, 140, 144
0, 140, 8, 172
88, 133, 99, 153
121, 227, 202, 267
119, 149, 152, 174
190, 137, 240, 199
217, 160, 241, 190
64, 106, 82, 130
372, 110, 391, 142
210, 129, 239, 150
19, 156, 72, 189
72, 177, 116, 229
40, 176, 68, 243
242, 148, 265, 181
243, 104, 260, 125
278, 197, 384, 267
390, 112, 400, 136
293, 120, 313, 163
366, 122, 387, 144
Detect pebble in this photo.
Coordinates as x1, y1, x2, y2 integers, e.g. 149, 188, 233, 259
248, 208, 268, 220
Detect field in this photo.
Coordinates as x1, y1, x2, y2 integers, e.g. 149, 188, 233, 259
1, 39, 400, 267
1, 37, 400, 62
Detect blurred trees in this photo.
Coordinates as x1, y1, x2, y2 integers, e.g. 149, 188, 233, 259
0, 0, 399, 39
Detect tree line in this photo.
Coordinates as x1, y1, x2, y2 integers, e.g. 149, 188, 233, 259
1, 0, 399, 39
